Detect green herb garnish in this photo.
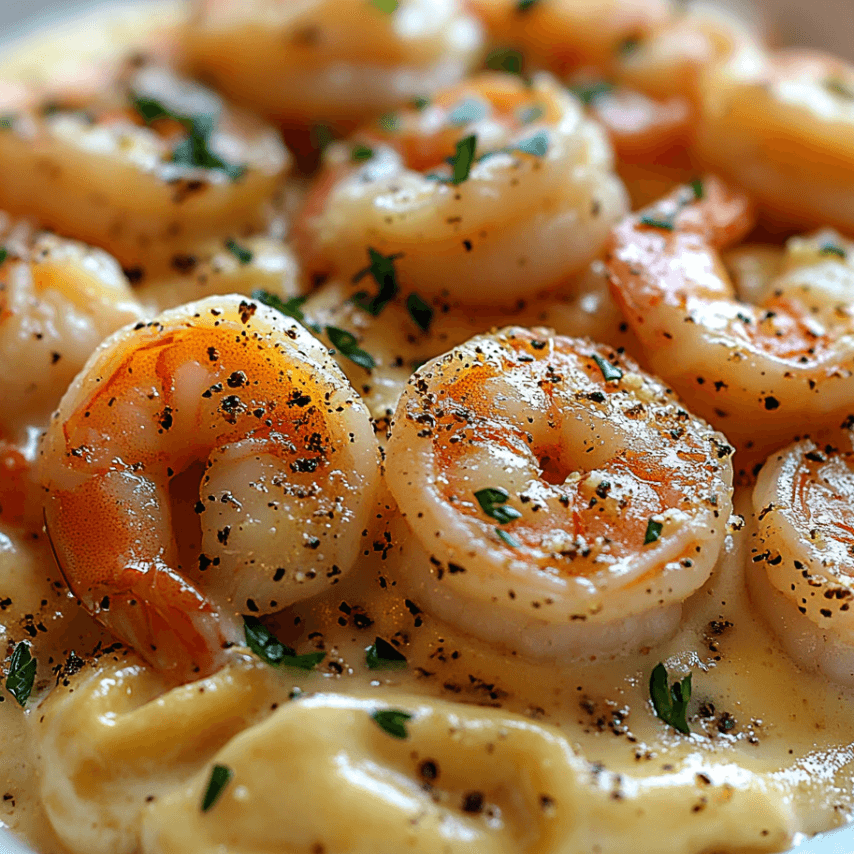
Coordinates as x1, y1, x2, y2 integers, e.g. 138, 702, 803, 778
591, 353, 622, 382
0, 114, 17, 130
474, 487, 522, 524
824, 77, 854, 100
243, 615, 326, 670
570, 81, 614, 105
406, 293, 433, 332
496, 528, 521, 548
370, 0, 399, 11
310, 123, 335, 153
365, 637, 408, 670
352, 248, 402, 315
326, 326, 376, 370
485, 47, 524, 76
201, 764, 233, 812
0, 247, 8, 266
251, 290, 321, 333
639, 214, 676, 231
225, 238, 252, 265
644, 518, 663, 545
448, 98, 488, 126
649, 663, 692, 734
378, 112, 401, 132
820, 241, 847, 258
517, 0, 539, 10
449, 134, 477, 185
6, 641, 36, 707
412, 96, 431, 111
371, 708, 413, 739
514, 130, 549, 158
518, 104, 544, 124
351, 143, 375, 162
618, 35, 642, 55
690, 178, 704, 200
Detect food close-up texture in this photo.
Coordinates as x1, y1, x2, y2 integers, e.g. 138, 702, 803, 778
1, 1, 854, 852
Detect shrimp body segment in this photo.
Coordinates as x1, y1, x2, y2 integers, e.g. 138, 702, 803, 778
185, 0, 485, 129
0, 61, 289, 273
41, 295, 381, 679
384, 327, 734, 658
607, 178, 854, 464
300, 73, 628, 305
751, 431, 854, 685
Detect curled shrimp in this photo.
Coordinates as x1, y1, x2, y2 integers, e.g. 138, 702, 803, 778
383, 326, 734, 658
606, 177, 854, 468
750, 429, 854, 685
298, 73, 627, 305
0, 57, 289, 275
696, 49, 854, 233
0, 217, 145, 438
184, 0, 484, 131
40, 295, 381, 680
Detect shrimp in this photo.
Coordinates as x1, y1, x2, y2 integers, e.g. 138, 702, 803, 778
183, 0, 484, 130
750, 429, 854, 685
0, 217, 145, 439
468, 0, 671, 77
606, 177, 854, 469
0, 57, 289, 276
383, 326, 734, 658
40, 295, 381, 680
696, 49, 854, 234
298, 73, 628, 306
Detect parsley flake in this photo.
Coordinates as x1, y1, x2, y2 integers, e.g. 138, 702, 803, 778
201, 764, 233, 812
639, 214, 675, 231
618, 35, 642, 55
378, 112, 401, 132
448, 98, 488, 126
251, 290, 321, 333
351, 143, 375, 161
365, 637, 408, 670
370, 0, 399, 11
644, 518, 663, 545
820, 241, 847, 259
412, 96, 431, 111
406, 293, 433, 332
496, 528, 521, 548
485, 47, 524, 76
225, 238, 252, 265
591, 353, 622, 382
518, 104, 544, 124
474, 487, 522, 524
352, 248, 401, 315
649, 663, 692, 734
570, 80, 613, 105
514, 130, 549, 158
824, 77, 854, 101
6, 641, 36, 707
690, 178, 704, 200
0, 247, 8, 266
326, 326, 376, 370
517, 0, 540, 10
371, 708, 413, 739
449, 134, 477, 185
243, 615, 326, 670
310, 123, 335, 153
0, 114, 16, 130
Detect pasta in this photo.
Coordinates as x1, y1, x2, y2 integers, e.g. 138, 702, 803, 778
1, 2, 854, 854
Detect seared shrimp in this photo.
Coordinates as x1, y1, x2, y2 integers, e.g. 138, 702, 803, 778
0, 217, 144, 438
383, 327, 734, 658
469, 0, 670, 77
751, 429, 854, 685
41, 295, 380, 680
184, 0, 484, 131
299, 73, 627, 305
607, 177, 854, 466
696, 50, 854, 233
0, 58, 289, 275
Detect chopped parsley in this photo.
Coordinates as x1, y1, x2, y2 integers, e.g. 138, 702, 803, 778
449, 134, 477, 185
820, 240, 847, 259
824, 77, 854, 100
411, 96, 431, 111
201, 764, 233, 812
496, 528, 521, 548
591, 353, 622, 382
6, 641, 36, 707
378, 112, 401, 132
251, 290, 321, 333
365, 637, 408, 670
225, 238, 252, 265
644, 518, 663, 545
243, 615, 326, 670
474, 487, 522, 524
371, 708, 413, 739
448, 98, 488, 126
406, 293, 433, 332
0, 114, 16, 130
310, 123, 335, 153
351, 143, 374, 162
639, 214, 676, 231
517, 0, 540, 10
485, 47, 524, 77
569, 80, 613, 106
690, 178, 705, 200
618, 35, 642, 55
514, 130, 549, 158
370, 0, 399, 11
352, 248, 402, 315
649, 663, 692, 735
518, 104, 544, 124
0, 247, 8, 266
326, 326, 376, 370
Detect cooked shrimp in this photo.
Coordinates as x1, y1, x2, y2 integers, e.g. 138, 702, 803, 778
607, 177, 854, 468
0, 57, 289, 275
298, 73, 627, 305
469, 0, 671, 77
40, 295, 381, 680
135, 234, 301, 313
696, 49, 854, 233
183, 0, 484, 130
750, 429, 854, 685
0, 217, 145, 439
383, 326, 734, 658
